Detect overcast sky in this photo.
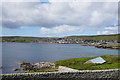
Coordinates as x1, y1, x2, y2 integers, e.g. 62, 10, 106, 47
1, 0, 118, 37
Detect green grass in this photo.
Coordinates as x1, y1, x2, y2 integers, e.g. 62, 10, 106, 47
55, 55, 120, 70
29, 68, 58, 73
67, 34, 119, 41
1, 34, 119, 43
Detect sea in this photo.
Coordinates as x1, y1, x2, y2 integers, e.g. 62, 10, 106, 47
1, 42, 118, 74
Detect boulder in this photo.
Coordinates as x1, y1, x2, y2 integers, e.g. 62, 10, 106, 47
19, 62, 56, 72
12, 68, 21, 71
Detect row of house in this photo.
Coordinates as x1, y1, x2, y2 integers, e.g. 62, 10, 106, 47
49, 38, 119, 44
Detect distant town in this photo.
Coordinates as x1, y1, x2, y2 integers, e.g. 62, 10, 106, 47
0, 34, 120, 49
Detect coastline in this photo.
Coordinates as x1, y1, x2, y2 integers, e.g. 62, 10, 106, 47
2, 42, 120, 50
10, 55, 120, 73
81, 44, 120, 50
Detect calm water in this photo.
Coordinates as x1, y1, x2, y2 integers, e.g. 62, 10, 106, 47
2, 42, 118, 74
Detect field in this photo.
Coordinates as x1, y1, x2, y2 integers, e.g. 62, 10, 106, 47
1, 34, 119, 43
55, 55, 120, 70
67, 34, 119, 41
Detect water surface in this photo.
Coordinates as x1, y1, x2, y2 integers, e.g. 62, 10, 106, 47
2, 43, 118, 74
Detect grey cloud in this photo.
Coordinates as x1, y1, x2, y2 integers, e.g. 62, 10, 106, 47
2, 2, 118, 31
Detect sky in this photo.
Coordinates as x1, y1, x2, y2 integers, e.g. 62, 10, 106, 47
1, 0, 119, 37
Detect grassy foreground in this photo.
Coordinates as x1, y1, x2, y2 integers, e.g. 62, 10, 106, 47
55, 55, 120, 70
29, 68, 58, 73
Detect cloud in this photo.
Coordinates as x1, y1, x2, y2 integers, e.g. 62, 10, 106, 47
40, 25, 83, 36
2, 0, 119, 2
2, 0, 40, 2
97, 31, 101, 35
97, 25, 118, 35
2, 2, 118, 36
105, 26, 118, 30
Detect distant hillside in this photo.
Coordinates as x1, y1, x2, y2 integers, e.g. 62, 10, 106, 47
0, 34, 119, 43
67, 34, 119, 41
1, 36, 58, 43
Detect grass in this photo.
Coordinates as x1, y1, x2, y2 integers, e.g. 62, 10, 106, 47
29, 67, 59, 73
1, 34, 119, 43
55, 55, 120, 70
68, 34, 119, 41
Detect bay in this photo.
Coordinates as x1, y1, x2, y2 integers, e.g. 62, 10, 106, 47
2, 42, 118, 74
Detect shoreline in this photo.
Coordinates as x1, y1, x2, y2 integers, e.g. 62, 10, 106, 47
81, 44, 120, 50
1, 55, 119, 75
1, 68, 120, 74
12, 55, 120, 73
2, 42, 119, 50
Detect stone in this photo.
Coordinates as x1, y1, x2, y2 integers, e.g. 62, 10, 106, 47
19, 62, 57, 72
12, 68, 21, 71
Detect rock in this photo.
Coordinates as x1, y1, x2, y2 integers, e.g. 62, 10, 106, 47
18, 61, 27, 64
12, 68, 21, 71
0, 66, 2, 69
19, 62, 57, 72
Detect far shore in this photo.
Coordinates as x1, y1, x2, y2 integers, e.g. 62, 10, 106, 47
2, 42, 120, 50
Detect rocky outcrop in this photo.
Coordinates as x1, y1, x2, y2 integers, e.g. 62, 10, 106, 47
0, 66, 2, 69
95, 45, 119, 49
19, 62, 56, 72
12, 68, 21, 71
82, 44, 119, 50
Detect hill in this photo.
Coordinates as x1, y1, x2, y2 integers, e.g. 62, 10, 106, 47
0, 34, 119, 43
67, 34, 119, 41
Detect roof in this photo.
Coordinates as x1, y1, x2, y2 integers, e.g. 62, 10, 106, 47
85, 57, 106, 64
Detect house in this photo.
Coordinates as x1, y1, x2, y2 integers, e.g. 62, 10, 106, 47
85, 57, 106, 64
